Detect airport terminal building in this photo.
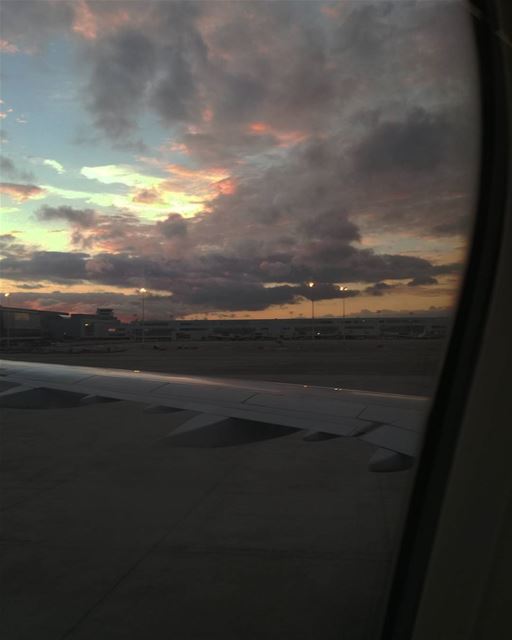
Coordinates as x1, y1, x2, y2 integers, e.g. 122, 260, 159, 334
129, 315, 450, 341
0, 306, 67, 347
0, 305, 449, 347
0, 307, 126, 347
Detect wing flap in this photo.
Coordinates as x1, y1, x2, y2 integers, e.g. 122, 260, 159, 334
0, 386, 87, 409
162, 413, 298, 447
359, 424, 420, 457
358, 405, 424, 431
368, 448, 414, 472
0, 359, 428, 467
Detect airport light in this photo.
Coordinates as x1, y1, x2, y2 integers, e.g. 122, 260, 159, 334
138, 288, 147, 343
339, 286, 348, 340
308, 282, 315, 341
3, 293, 11, 350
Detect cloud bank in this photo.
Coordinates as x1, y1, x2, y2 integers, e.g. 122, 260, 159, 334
0, 1, 479, 316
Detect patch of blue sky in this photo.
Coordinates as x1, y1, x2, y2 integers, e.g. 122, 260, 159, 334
2, 38, 203, 198
1, 39, 134, 176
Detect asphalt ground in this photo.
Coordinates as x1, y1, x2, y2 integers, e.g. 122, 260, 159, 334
1, 340, 445, 639
1, 338, 447, 394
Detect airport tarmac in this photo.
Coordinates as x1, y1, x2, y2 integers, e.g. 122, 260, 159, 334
1, 340, 443, 639
1, 338, 446, 393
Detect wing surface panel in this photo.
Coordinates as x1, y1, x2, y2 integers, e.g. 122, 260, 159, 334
0, 359, 428, 467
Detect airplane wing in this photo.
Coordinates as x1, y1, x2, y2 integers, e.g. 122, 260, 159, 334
0, 359, 428, 471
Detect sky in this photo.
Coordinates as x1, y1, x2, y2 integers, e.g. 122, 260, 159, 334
0, 0, 480, 321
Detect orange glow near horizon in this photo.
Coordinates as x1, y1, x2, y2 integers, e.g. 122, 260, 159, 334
249, 122, 270, 134
1, 276, 458, 323
165, 164, 227, 181
1, 2, 474, 324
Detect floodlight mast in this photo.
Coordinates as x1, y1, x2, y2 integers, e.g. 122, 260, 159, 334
339, 286, 348, 340
308, 282, 315, 340
2, 293, 11, 350
138, 288, 147, 343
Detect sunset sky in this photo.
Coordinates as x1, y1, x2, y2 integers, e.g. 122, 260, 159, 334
0, 0, 479, 321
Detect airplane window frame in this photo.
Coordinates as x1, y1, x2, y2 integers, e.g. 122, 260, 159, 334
380, 0, 511, 637
1, 2, 509, 638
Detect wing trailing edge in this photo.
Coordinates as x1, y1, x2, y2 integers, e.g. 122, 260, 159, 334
0, 359, 428, 471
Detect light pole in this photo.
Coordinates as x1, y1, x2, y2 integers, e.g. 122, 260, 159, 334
138, 288, 147, 343
339, 286, 347, 340
3, 293, 11, 350
308, 282, 315, 340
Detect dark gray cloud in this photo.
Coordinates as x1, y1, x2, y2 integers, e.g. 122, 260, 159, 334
0, 0, 74, 51
156, 214, 187, 238
0, 1, 478, 316
0, 251, 89, 283
132, 187, 164, 204
364, 281, 398, 297
74, 2, 206, 146
172, 279, 361, 311
4, 288, 452, 321
432, 262, 464, 276
0, 156, 34, 182
296, 282, 359, 302
0, 233, 32, 260
36, 206, 97, 229
170, 280, 300, 312
432, 216, 472, 237
0, 157, 16, 174
353, 108, 450, 173
3, 117, 463, 312
16, 283, 44, 290
73, 1, 477, 165
85, 29, 157, 140
407, 275, 438, 287
5, 289, 150, 318
2, 1, 478, 162
0, 238, 456, 314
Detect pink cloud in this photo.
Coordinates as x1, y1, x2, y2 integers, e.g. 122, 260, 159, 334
249, 122, 271, 134
132, 187, 164, 204
248, 122, 306, 147
72, 0, 140, 41
0, 39, 18, 53
215, 177, 237, 196
0, 183, 45, 202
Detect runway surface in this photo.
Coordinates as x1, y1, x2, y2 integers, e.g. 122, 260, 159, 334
1, 340, 442, 639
